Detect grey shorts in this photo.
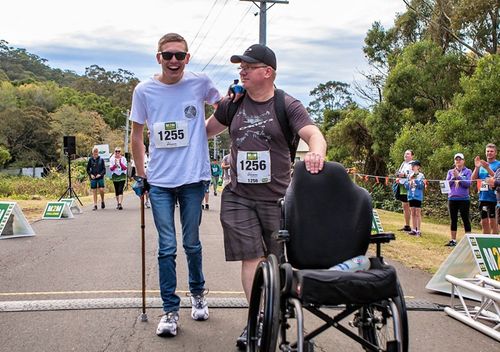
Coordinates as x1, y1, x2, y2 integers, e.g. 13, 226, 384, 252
220, 188, 282, 261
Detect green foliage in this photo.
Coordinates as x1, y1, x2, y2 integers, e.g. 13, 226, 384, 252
0, 145, 11, 166
307, 81, 353, 123
384, 41, 465, 123
0, 106, 58, 167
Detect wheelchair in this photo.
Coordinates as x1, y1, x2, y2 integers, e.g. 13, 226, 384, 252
246, 161, 409, 352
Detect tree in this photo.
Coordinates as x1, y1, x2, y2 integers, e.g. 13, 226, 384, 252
383, 40, 465, 123
307, 81, 353, 123
0, 145, 10, 167
0, 106, 58, 167
325, 107, 387, 176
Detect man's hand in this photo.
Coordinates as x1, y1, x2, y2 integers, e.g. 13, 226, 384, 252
480, 159, 489, 168
132, 176, 150, 196
304, 152, 324, 174
474, 156, 482, 168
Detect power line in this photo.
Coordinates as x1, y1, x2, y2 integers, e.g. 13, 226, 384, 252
190, 0, 231, 62
200, 5, 253, 72
189, 0, 220, 50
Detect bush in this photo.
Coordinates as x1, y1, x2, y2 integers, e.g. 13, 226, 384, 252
0, 170, 114, 199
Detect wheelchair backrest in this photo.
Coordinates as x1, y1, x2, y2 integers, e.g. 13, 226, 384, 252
284, 161, 372, 269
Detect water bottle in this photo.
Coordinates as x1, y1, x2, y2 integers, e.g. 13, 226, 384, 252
328, 255, 371, 272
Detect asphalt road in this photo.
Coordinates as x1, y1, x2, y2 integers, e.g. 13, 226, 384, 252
0, 193, 497, 351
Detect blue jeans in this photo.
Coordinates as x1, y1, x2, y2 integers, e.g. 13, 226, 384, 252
149, 182, 206, 312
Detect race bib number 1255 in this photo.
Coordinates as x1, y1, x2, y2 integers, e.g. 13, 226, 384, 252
153, 121, 189, 148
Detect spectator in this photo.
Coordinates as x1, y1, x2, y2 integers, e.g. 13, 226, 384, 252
445, 153, 472, 246
109, 147, 127, 210
86, 147, 106, 211
210, 158, 222, 196
471, 143, 500, 234
403, 160, 425, 236
485, 166, 500, 227
395, 150, 414, 232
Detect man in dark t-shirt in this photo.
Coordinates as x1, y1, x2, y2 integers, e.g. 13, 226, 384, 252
86, 147, 106, 210
205, 44, 326, 349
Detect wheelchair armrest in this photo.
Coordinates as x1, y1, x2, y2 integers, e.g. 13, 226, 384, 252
369, 232, 395, 258
369, 232, 396, 244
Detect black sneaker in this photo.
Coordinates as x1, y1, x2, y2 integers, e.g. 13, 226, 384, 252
445, 240, 457, 247
399, 225, 411, 232
236, 326, 247, 350
205, 204, 209, 210
101, 202, 105, 209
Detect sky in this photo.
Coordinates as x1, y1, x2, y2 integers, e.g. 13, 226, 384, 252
1, 0, 407, 107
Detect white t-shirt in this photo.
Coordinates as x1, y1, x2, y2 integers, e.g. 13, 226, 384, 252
130, 72, 221, 187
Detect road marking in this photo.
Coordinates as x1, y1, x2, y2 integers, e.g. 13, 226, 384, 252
0, 290, 245, 297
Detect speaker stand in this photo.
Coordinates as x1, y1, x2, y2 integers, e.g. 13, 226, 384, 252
58, 153, 83, 206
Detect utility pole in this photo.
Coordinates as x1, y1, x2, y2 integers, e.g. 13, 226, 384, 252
241, 0, 289, 45
124, 109, 130, 155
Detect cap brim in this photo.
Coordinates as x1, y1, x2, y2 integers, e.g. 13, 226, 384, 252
230, 55, 260, 64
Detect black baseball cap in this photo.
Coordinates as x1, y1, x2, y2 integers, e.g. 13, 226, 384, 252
230, 44, 277, 70
410, 160, 421, 166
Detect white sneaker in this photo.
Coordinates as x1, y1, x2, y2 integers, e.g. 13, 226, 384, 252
190, 291, 209, 321
156, 311, 179, 337
144, 201, 151, 208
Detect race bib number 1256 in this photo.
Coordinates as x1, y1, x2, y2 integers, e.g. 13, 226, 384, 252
236, 150, 271, 184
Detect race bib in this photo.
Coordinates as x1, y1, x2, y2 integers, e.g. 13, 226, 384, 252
236, 151, 271, 184
153, 121, 189, 148
480, 181, 489, 192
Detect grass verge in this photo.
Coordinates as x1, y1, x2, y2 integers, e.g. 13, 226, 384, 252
373, 209, 482, 274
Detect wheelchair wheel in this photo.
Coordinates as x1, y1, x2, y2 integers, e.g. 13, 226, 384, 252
357, 283, 408, 352
248, 255, 280, 352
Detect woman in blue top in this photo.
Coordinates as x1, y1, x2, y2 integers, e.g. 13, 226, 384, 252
445, 153, 472, 246
403, 160, 425, 236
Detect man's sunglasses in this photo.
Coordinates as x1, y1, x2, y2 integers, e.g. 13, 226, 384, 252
159, 51, 187, 61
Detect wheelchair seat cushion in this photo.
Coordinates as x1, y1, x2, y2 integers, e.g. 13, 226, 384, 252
290, 258, 399, 306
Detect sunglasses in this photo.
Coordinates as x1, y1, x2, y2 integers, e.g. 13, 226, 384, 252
159, 51, 187, 61
115, 150, 121, 153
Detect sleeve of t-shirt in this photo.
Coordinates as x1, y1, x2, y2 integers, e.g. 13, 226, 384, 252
283, 94, 314, 134
204, 75, 222, 105
130, 84, 147, 125
213, 96, 232, 126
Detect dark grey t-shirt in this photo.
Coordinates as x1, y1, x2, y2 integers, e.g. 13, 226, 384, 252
214, 92, 313, 201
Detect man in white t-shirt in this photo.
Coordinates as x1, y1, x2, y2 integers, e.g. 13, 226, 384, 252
130, 33, 221, 338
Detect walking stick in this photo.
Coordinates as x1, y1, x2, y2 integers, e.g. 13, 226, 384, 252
139, 194, 148, 322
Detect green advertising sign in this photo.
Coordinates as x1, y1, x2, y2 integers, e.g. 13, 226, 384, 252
472, 236, 500, 281
43, 202, 72, 219
0, 202, 14, 235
